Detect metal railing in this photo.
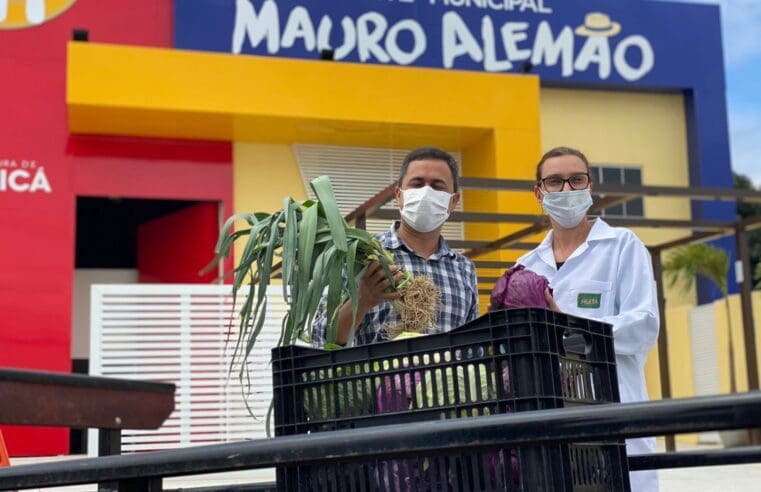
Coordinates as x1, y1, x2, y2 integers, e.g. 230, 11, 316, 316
1, 392, 760, 491
630, 445, 761, 471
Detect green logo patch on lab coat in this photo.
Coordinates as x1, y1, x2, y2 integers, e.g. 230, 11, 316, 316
577, 293, 601, 309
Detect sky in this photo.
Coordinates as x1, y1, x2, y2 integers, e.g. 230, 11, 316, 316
656, 0, 761, 186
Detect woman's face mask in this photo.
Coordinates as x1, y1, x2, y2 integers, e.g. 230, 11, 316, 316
540, 188, 593, 229
400, 186, 453, 232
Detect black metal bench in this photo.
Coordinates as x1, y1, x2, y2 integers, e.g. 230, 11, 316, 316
0, 367, 175, 457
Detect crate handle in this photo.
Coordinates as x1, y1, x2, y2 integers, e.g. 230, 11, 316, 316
562, 329, 592, 356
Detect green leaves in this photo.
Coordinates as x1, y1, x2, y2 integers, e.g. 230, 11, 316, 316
664, 243, 730, 296
207, 175, 399, 376
310, 175, 348, 252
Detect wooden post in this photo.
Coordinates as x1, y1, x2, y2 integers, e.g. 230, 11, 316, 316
734, 225, 761, 445
650, 248, 676, 451
734, 225, 760, 391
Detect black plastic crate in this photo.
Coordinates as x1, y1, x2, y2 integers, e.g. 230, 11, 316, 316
272, 308, 630, 491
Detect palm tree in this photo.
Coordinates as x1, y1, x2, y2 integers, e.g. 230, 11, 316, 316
663, 243, 736, 393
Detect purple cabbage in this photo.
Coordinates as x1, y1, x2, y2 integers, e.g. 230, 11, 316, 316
377, 451, 519, 491
490, 264, 552, 311
376, 372, 421, 413
488, 451, 521, 489
374, 366, 519, 489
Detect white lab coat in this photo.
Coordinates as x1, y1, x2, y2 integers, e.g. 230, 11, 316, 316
518, 219, 659, 492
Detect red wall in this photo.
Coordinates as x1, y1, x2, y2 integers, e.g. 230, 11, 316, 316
137, 202, 221, 284
0, 1, 232, 456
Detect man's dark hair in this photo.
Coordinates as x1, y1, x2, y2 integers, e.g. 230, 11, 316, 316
535, 146, 591, 182
398, 146, 459, 192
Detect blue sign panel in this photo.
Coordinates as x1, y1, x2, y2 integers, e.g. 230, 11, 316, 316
175, 0, 723, 88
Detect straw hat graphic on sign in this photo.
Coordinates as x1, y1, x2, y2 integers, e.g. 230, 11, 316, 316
575, 12, 622, 37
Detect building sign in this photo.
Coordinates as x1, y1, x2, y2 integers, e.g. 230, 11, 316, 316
0, 159, 52, 193
0, 0, 77, 30
175, 0, 719, 87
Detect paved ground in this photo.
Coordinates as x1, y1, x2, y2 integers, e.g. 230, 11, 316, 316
655, 440, 761, 492
7, 441, 761, 491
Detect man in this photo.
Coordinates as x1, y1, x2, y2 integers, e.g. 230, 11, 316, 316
312, 146, 479, 347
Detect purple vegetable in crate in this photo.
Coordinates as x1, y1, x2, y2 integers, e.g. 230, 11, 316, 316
501, 364, 510, 395
378, 452, 518, 491
376, 372, 422, 413
378, 459, 435, 492
484, 450, 521, 489
489, 264, 552, 310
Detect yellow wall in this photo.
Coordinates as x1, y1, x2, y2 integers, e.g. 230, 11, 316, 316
462, 134, 503, 311
462, 128, 542, 311
231, 143, 306, 267
712, 292, 761, 394
68, 42, 539, 151
540, 89, 692, 274
658, 305, 701, 444
656, 293, 761, 443
233, 143, 306, 213
540, 89, 692, 292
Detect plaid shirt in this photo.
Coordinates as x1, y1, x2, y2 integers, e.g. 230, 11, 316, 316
312, 222, 479, 346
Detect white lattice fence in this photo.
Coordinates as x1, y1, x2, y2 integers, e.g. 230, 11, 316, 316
689, 303, 722, 444
88, 284, 285, 456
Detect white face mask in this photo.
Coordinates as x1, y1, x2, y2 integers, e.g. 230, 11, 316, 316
400, 186, 453, 233
541, 188, 593, 229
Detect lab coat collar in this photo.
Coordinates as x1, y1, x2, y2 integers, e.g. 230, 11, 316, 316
535, 229, 556, 269
587, 218, 617, 242
535, 219, 616, 268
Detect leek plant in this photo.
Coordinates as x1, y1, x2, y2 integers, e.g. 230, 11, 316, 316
208, 176, 439, 375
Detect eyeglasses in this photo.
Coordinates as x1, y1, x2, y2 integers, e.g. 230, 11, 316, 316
538, 173, 590, 192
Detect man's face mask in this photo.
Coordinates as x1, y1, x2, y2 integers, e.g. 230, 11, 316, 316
540, 189, 593, 229
400, 186, 453, 232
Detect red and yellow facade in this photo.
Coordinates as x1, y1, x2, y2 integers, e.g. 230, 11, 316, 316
0, 0, 739, 454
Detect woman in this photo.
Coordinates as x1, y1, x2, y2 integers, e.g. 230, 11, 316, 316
517, 146, 659, 492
